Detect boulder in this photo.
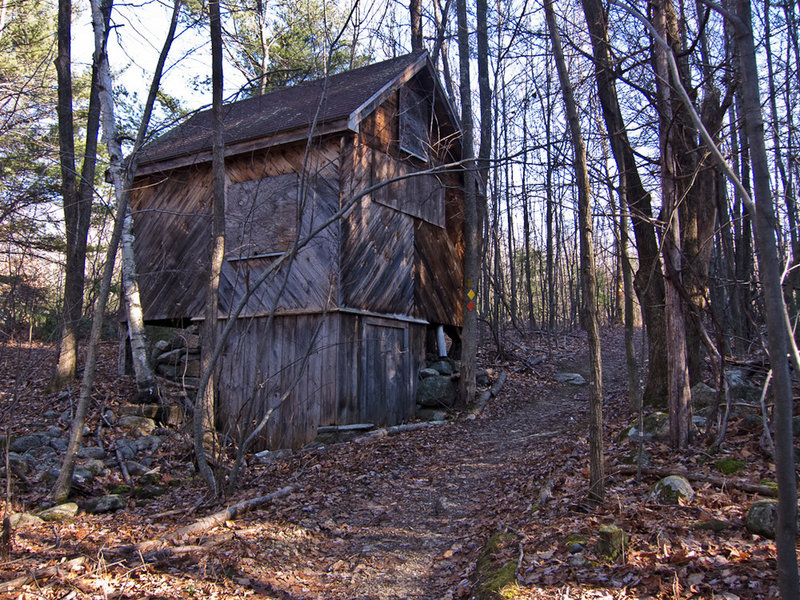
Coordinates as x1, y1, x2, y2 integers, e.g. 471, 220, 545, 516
78, 446, 106, 460
419, 368, 439, 380
416, 375, 457, 408
555, 372, 586, 385
135, 435, 162, 454
725, 368, 761, 406
10, 433, 48, 453
622, 449, 651, 467
82, 459, 107, 477
7, 452, 29, 474
714, 458, 747, 475
28, 445, 56, 460
618, 412, 670, 443
102, 409, 117, 426
691, 382, 717, 410
746, 500, 779, 538
8, 512, 44, 529
88, 494, 126, 514
38, 502, 79, 522
429, 360, 453, 376
115, 439, 137, 460
416, 408, 448, 422
125, 461, 152, 477
649, 475, 694, 505
118, 416, 157, 437
476, 369, 490, 387
151, 339, 170, 362
743, 499, 800, 539
133, 485, 167, 499
49, 438, 67, 452
72, 467, 94, 485
120, 404, 183, 427
43, 410, 60, 421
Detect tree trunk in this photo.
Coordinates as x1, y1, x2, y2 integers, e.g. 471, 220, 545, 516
733, 0, 799, 594
544, 0, 604, 502
194, 0, 226, 495
455, 0, 479, 408
410, 0, 423, 51
619, 177, 640, 409
120, 205, 158, 401
51, 0, 180, 502
580, 0, 667, 406
52, 0, 79, 389
652, 0, 691, 448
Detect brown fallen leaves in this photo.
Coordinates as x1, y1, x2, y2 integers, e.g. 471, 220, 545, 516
0, 330, 793, 599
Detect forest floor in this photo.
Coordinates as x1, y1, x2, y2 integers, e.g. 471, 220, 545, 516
0, 327, 790, 599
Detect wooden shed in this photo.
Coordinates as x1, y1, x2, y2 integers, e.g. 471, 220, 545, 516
130, 50, 464, 450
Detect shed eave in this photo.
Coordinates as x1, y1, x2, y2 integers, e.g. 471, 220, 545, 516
136, 117, 351, 176
347, 51, 429, 133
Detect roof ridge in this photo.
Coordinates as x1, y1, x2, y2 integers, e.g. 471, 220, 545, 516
138, 50, 429, 168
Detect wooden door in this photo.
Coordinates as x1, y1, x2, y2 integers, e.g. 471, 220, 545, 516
361, 320, 410, 426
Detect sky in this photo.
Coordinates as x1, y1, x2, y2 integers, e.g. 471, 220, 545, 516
73, 0, 236, 115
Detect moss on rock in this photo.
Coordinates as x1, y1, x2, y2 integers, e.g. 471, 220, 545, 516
473, 531, 522, 600
714, 458, 747, 475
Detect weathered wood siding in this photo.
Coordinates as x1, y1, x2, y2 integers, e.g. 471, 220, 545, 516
216, 312, 339, 450
340, 79, 464, 327
336, 313, 423, 429
217, 311, 422, 450
131, 140, 340, 321
130, 168, 212, 321
415, 176, 464, 326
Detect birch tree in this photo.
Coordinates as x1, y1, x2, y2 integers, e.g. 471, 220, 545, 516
51, 0, 181, 502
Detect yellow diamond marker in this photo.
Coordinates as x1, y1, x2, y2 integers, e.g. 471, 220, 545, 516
467, 289, 476, 300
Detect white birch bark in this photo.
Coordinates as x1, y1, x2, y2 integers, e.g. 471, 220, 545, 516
121, 205, 157, 401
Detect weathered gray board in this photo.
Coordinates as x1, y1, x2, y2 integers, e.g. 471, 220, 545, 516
216, 311, 424, 450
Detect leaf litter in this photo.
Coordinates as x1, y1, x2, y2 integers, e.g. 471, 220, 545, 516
0, 330, 792, 599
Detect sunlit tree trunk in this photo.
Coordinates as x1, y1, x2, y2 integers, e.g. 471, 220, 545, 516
52, 0, 180, 502
652, 0, 691, 448
732, 1, 799, 594
120, 206, 157, 401
410, 0, 423, 51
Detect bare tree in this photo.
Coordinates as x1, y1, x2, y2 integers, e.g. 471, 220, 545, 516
455, 0, 480, 408
544, 0, 604, 502
194, 0, 227, 496
51, 0, 181, 502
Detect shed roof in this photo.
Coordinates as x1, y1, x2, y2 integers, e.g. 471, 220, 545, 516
138, 50, 450, 169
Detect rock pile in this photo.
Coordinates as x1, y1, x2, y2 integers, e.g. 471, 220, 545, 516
151, 326, 202, 392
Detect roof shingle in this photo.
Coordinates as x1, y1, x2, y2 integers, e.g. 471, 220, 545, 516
139, 51, 427, 166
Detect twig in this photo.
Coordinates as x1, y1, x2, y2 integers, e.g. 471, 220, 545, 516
109, 485, 294, 555
115, 448, 132, 487
0, 556, 86, 592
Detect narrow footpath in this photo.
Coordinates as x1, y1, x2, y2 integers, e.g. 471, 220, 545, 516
222, 332, 627, 599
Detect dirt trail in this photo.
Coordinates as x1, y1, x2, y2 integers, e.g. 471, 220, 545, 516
229, 332, 628, 599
